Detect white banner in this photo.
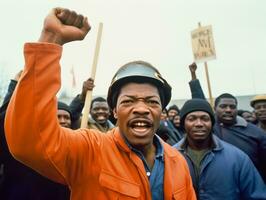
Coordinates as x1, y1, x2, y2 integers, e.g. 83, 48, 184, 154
191, 25, 216, 63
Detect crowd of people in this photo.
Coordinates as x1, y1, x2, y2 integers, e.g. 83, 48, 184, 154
0, 7, 266, 200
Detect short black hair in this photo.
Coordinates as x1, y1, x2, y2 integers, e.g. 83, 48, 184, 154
168, 105, 180, 114
90, 97, 108, 110
214, 93, 238, 108
237, 109, 252, 116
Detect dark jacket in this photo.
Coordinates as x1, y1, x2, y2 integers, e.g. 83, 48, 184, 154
68, 94, 84, 129
0, 80, 70, 200
189, 78, 266, 182
174, 135, 266, 200
214, 116, 266, 182
189, 79, 206, 99
158, 121, 182, 145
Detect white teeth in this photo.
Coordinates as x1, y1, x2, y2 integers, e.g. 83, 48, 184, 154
136, 122, 145, 127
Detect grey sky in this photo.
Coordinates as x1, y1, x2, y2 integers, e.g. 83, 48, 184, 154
0, 0, 266, 100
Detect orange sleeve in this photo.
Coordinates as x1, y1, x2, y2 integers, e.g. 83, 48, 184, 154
4, 43, 92, 185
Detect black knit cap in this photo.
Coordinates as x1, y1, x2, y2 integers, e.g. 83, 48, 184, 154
57, 101, 72, 120
180, 98, 215, 129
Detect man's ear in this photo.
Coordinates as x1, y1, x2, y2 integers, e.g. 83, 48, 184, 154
113, 108, 118, 119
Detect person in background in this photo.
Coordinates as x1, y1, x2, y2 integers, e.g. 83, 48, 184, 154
4, 8, 196, 199
167, 104, 180, 122
0, 71, 70, 200
186, 62, 266, 182
173, 114, 181, 130
214, 93, 266, 183
69, 79, 114, 132
87, 97, 114, 132
237, 109, 257, 124
160, 108, 168, 121
174, 98, 266, 200
57, 101, 72, 128
250, 95, 266, 132
69, 77, 94, 129
159, 106, 183, 145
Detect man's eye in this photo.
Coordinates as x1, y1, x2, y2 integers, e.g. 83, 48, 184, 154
121, 100, 133, 104
202, 116, 210, 122
147, 100, 159, 105
186, 117, 196, 121
219, 104, 226, 109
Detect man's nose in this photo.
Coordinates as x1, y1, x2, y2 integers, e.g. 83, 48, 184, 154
59, 117, 66, 123
195, 118, 203, 126
225, 106, 232, 112
133, 101, 150, 115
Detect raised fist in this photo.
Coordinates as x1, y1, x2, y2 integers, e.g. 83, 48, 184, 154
39, 8, 91, 45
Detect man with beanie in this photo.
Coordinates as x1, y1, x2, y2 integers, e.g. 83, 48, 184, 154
57, 101, 72, 128
186, 62, 266, 183
174, 98, 266, 200
5, 8, 196, 200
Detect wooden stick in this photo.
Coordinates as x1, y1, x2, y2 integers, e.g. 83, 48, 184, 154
204, 62, 214, 107
80, 22, 103, 128
198, 22, 214, 108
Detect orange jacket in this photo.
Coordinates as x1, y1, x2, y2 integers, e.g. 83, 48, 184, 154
5, 43, 196, 200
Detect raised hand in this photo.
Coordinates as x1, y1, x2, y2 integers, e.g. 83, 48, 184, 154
80, 78, 95, 101
189, 62, 197, 73
38, 8, 91, 45
189, 62, 197, 80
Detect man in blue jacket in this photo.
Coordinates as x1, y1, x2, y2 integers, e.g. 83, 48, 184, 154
188, 62, 266, 183
174, 98, 266, 200
214, 93, 266, 182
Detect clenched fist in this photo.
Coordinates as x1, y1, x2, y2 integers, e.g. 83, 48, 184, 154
39, 8, 91, 45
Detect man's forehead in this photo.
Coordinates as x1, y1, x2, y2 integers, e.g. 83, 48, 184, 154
119, 82, 160, 96
57, 109, 71, 116
186, 111, 210, 117
92, 101, 108, 107
218, 98, 237, 105
254, 101, 266, 106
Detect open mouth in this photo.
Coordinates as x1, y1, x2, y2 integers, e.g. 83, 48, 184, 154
96, 115, 107, 121
129, 119, 153, 136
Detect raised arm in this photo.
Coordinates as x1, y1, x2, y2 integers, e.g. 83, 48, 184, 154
4, 8, 91, 184
188, 62, 206, 99
69, 78, 94, 128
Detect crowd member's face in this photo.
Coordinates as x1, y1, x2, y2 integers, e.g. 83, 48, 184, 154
254, 101, 266, 122
242, 111, 256, 123
185, 111, 212, 148
173, 115, 180, 128
168, 109, 178, 121
160, 109, 168, 121
90, 101, 110, 125
57, 110, 71, 128
113, 83, 162, 149
215, 98, 237, 126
